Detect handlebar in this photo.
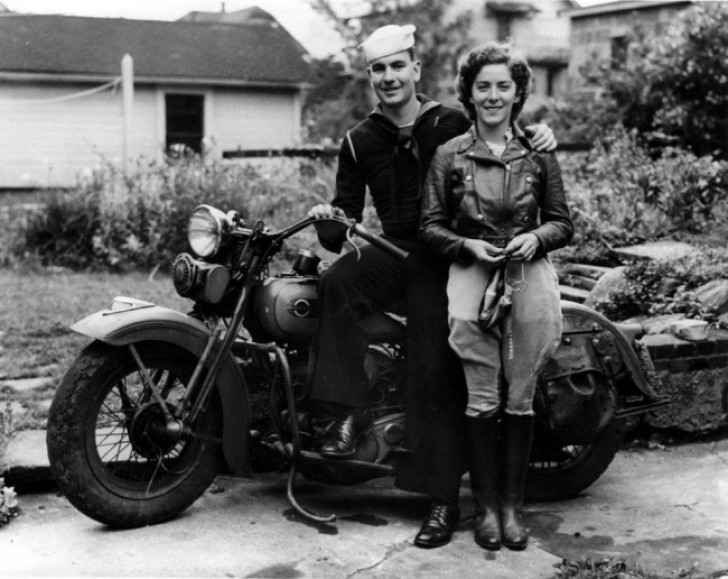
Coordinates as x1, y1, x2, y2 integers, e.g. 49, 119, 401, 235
350, 223, 410, 261
266, 214, 410, 262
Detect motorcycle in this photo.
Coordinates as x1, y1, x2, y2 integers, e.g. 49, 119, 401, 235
46, 204, 669, 528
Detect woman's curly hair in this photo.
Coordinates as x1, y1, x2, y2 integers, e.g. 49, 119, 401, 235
456, 42, 533, 122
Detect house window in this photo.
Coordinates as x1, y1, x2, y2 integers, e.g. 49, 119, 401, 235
496, 15, 513, 42
610, 35, 628, 68
166, 94, 204, 154
547, 68, 557, 97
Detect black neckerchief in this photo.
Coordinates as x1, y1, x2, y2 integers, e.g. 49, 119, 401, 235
391, 123, 420, 216
370, 96, 441, 217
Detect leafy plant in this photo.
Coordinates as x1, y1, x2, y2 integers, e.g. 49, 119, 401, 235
590, 248, 728, 323
0, 477, 19, 527
539, 3, 728, 159
18, 156, 339, 272
559, 127, 728, 264
0, 401, 11, 459
553, 557, 695, 579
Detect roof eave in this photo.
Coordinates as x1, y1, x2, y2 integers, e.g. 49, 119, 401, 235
0, 71, 308, 90
566, 0, 692, 19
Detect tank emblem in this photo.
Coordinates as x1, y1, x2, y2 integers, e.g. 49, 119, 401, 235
287, 298, 317, 319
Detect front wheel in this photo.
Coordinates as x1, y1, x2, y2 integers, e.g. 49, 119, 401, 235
526, 419, 627, 502
47, 341, 223, 528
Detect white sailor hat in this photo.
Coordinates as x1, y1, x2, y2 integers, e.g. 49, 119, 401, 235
358, 24, 416, 63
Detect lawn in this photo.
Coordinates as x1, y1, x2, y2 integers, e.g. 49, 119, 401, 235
0, 267, 190, 381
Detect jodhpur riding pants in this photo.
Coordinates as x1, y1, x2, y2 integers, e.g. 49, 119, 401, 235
446, 257, 562, 417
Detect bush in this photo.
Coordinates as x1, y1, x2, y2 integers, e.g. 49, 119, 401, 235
0, 401, 11, 461
590, 248, 728, 323
0, 477, 19, 527
536, 3, 728, 159
554, 557, 695, 579
559, 127, 728, 265
18, 155, 341, 271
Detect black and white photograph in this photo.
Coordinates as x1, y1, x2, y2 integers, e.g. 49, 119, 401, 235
1, 0, 727, 577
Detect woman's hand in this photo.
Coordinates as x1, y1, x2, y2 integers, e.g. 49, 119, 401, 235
504, 233, 540, 261
463, 239, 506, 264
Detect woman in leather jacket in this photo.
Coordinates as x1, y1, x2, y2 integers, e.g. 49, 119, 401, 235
419, 42, 573, 551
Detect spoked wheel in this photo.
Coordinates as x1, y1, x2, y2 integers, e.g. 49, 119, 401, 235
47, 341, 223, 528
525, 419, 627, 502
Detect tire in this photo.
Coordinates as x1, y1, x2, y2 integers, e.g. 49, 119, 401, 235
525, 419, 627, 502
47, 341, 223, 528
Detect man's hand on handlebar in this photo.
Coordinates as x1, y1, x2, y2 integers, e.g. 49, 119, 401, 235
308, 204, 345, 221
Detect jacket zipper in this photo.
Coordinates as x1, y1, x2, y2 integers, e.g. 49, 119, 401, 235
503, 162, 511, 240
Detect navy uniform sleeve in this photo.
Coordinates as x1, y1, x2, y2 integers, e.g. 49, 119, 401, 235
317, 133, 367, 253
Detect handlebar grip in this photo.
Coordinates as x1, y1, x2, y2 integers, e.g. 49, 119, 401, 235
352, 224, 410, 261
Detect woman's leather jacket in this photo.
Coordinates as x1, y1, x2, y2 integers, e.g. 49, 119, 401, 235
420, 125, 573, 262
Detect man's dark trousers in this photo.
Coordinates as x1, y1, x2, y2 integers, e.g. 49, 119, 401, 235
311, 240, 467, 503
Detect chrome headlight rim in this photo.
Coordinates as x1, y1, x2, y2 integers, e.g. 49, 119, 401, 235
187, 204, 229, 258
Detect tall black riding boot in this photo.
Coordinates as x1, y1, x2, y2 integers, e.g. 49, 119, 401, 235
500, 413, 535, 551
465, 415, 501, 551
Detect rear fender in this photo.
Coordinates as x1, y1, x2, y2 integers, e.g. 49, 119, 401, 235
559, 300, 661, 402
71, 296, 252, 477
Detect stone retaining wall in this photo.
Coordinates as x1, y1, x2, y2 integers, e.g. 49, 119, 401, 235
642, 329, 728, 433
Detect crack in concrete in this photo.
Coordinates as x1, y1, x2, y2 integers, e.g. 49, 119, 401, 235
345, 537, 415, 578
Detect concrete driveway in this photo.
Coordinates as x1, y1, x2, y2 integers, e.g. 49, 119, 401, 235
1, 440, 727, 578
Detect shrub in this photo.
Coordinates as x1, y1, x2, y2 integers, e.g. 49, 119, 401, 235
0, 401, 11, 460
18, 155, 341, 271
590, 248, 728, 323
535, 3, 728, 159
559, 127, 728, 264
0, 477, 19, 527
554, 557, 695, 579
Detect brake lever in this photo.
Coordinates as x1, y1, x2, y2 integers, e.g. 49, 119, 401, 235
345, 225, 362, 261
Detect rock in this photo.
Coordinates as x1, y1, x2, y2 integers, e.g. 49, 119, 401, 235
1, 430, 51, 487
559, 284, 590, 303
609, 240, 699, 261
1, 377, 54, 392
694, 278, 728, 314
670, 319, 709, 341
584, 266, 629, 308
647, 368, 728, 432
637, 313, 687, 335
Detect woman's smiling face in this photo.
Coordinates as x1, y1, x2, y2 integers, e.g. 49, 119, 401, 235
470, 63, 519, 132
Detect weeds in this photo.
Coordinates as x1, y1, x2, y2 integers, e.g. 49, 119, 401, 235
0, 477, 19, 527
553, 557, 696, 579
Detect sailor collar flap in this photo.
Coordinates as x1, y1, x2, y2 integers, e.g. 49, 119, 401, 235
369, 95, 442, 133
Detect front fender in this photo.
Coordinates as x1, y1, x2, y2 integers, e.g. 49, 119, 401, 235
72, 296, 252, 477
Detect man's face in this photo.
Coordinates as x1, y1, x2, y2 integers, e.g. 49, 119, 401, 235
367, 50, 421, 110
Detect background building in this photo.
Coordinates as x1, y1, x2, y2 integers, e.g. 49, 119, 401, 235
0, 11, 310, 188
450, 0, 575, 112
566, 0, 693, 91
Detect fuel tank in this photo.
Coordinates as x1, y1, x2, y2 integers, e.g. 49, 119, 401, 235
255, 274, 405, 341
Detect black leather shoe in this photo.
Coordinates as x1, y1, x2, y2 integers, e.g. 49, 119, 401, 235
319, 408, 372, 458
414, 501, 460, 549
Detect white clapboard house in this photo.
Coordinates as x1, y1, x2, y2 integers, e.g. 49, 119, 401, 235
0, 10, 311, 188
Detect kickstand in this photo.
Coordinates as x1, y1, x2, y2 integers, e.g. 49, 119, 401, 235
286, 461, 336, 523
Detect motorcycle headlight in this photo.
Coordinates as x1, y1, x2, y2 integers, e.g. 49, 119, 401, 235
187, 205, 229, 258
